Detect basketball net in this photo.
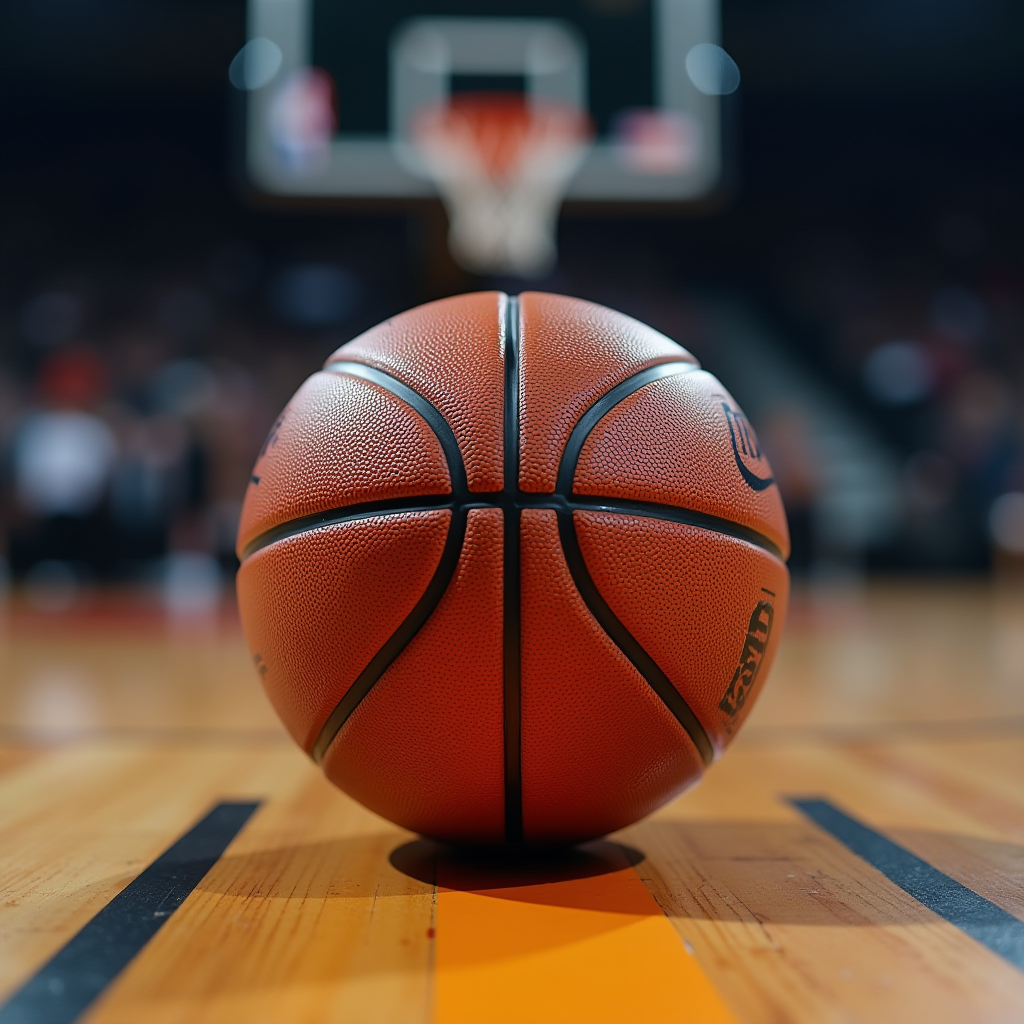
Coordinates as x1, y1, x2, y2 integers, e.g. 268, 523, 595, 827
412, 94, 592, 278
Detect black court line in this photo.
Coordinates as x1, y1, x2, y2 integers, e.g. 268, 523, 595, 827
0, 802, 260, 1024
791, 798, 1024, 972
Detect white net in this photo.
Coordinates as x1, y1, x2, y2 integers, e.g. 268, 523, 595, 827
412, 96, 592, 278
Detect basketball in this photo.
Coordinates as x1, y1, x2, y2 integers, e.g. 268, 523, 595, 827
13, 2, 1023, 1015
235, 292, 790, 845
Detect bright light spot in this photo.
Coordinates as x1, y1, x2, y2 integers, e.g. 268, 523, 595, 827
229, 37, 283, 91
989, 493, 1024, 554
685, 43, 740, 96
862, 341, 935, 406
15, 412, 117, 516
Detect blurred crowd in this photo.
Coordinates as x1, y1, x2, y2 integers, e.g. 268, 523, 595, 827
0, 249, 367, 611
771, 214, 1024, 573
2, 222, 1022, 608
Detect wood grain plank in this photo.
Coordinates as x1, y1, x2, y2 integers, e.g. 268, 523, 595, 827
750, 584, 1024, 732
625, 738, 1024, 1024
0, 742, 287, 1000
0, 625, 277, 738
85, 772, 433, 1024
0, 742, 434, 1024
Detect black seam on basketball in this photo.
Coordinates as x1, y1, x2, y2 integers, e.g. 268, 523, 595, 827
264, 352, 770, 770
239, 496, 455, 561
310, 362, 472, 764
241, 493, 783, 563
502, 294, 524, 844
311, 505, 467, 763
325, 361, 468, 494
555, 509, 715, 766
569, 498, 784, 561
554, 361, 717, 767
555, 361, 699, 494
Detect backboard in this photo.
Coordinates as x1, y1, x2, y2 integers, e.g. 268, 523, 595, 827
242, 0, 723, 205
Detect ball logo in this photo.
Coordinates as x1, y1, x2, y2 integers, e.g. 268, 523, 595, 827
722, 403, 774, 491
718, 599, 774, 719
250, 413, 286, 486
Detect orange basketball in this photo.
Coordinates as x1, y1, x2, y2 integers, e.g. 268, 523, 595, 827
236, 292, 789, 845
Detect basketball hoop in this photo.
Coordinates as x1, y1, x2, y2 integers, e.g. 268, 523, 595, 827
411, 94, 592, 278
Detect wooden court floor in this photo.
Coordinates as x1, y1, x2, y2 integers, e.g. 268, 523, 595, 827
2, 582, 1024, 1023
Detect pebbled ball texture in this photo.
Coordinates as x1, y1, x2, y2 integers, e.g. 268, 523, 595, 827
237, 292, 790, 845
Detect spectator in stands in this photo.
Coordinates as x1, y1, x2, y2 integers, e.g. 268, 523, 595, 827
8, 349, 117, 583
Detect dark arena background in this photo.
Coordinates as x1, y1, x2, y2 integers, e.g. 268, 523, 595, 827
2, 3, 1024, 1023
